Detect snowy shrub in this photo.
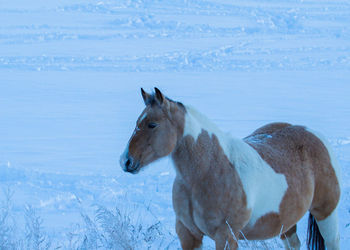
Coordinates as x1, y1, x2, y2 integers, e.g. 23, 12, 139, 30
72, 204, 176, 250
0, 187, 176, 250
0, 190, 283, 249
0, 189, 18, 250
24, 205, 51, 250
0, 189, 52, 250
239, 238, 283, 250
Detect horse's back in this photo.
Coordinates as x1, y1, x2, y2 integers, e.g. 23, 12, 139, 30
244, 122, 340, 229
248, 122, 292, 137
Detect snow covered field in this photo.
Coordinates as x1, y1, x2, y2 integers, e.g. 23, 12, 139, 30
1, 0, 350, 249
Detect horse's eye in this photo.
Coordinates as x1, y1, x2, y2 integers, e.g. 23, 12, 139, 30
148, 122, 158, 129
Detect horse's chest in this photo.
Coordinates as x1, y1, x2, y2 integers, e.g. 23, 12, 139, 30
191, 192, 225, 235
172, 179, 225, 235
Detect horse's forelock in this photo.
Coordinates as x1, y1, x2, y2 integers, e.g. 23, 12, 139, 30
143, 93, 155, 106
145, 93, 185, 111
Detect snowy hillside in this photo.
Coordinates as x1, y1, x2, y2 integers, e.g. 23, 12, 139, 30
1, 0, 349, 249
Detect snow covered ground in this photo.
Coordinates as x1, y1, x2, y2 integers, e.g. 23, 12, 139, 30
1, 0, 350, 249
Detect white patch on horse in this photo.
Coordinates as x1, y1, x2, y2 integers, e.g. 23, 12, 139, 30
138, 112, 147, 123
133, 112, 147, 132
316, 209, 340, 250
119, 142, 130, 171
183, 106, 213, 140
183, 106, 288, 226
306, 128, 342, 186
121, 114, 147, 169
245, 133, 273, 144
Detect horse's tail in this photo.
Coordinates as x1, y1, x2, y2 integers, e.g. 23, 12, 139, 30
307, 213, 325, 250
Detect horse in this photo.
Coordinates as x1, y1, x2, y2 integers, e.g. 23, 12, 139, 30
120, 88, 341, 250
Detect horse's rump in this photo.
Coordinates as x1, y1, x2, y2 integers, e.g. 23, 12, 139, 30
244, 123, 340, 236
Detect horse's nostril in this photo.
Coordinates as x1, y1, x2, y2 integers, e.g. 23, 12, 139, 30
123, 156, 138, 173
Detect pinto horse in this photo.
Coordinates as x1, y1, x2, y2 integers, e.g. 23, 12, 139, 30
120, 88, 341, 250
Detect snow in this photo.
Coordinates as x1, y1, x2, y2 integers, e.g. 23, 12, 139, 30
0, 0, 349, 249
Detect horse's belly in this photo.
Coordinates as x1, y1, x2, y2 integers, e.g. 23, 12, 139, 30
242, 193, 311, 241
242, 212, 284, 240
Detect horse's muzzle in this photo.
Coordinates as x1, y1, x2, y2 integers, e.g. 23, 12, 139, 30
120, 152, 140, 174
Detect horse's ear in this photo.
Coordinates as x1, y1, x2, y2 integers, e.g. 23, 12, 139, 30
141, 88, 151, 105
154, 87, 164, 105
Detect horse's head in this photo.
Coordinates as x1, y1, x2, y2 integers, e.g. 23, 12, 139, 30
120, 88, 185, 174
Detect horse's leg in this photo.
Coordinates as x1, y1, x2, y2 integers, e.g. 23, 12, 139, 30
315, 209, 340, 250
280, 225, 301, 250
213, 225, 238, 250
176, 219, 203, 250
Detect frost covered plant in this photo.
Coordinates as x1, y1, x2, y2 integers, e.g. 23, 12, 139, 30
225, 220, 283, 250
0, 190, 176, 250
0, 189, 17, 249
0, 188, 52, 250
95, 206, 137, 249
24, 205, 51, 250
75, 205, 176, 250
239, 238, 283, 250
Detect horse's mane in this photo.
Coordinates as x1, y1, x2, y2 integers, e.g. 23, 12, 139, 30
184, 105, 228, 141
184, 105, 244, 165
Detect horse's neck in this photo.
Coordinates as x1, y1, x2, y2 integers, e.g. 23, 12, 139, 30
171, 106, 243, 182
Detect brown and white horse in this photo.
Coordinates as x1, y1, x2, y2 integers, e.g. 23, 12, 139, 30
120, 88, 341, 250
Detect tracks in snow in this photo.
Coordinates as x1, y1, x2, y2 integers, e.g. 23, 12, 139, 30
0, 0, 349, 72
